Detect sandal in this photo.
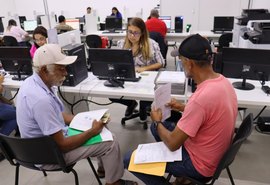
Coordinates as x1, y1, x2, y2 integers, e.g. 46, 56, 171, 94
172, 177, 192, 185
97, 168, 105, 178
119, 179, 138, 185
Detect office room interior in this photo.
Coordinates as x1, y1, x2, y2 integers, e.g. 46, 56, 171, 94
1, 0, 270, 185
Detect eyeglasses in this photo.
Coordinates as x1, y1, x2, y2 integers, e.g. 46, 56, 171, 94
34, 37, 46, 43
127, 30, 141, 37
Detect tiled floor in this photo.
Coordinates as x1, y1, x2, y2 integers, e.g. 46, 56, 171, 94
1, 47, 270, 185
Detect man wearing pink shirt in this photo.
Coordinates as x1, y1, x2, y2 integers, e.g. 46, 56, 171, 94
124, 34, 238, 185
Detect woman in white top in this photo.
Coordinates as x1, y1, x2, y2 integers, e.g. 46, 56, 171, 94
110, 17, 165, 123
4, 19, 29, 45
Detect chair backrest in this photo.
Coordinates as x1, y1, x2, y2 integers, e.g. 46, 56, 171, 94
217, 33, 232, 52
3, 36, 18, 46
149, 31, 167, 60
233, 113, 253, 143
211, 113, 253, 181
0, 134, 69, 172
86, 34, 102, 48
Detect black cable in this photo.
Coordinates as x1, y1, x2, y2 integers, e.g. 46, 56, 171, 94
58, 86, 73, 106
9, 88, 19, 101
253, 106, 267, 121
58, 86, 123, 114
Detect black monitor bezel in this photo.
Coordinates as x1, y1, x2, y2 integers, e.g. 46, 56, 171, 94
89, 48, 136, 81
0, 47, 33, 80
105, 17, 122, 31
221, 47, 270, 90
213, 16, 234, 32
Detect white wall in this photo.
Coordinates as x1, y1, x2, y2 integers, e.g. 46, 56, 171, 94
251, 0, 270, 9
160, 0, 250, 31
11, 0, 159, 23
0, 0, 17, 28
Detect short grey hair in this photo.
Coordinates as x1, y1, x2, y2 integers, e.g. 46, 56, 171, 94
32, 64, 56, 74
150, 9, 159, 18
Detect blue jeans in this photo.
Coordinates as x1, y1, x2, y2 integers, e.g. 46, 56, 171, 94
123, 120, 206, 185
0, 103, 17, 135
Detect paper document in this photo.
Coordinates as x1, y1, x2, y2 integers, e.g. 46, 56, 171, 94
128, 150, 166, 176
68, 109, 113, 145
153, 83, 171, 121
156, 71, 185, 84
69, 109, 108, 131
134, 142, 182, 164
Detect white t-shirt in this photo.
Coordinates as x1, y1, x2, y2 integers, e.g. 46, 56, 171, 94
4, 26, 28, 42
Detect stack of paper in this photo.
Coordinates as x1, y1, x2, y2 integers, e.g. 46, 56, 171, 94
155, 71, 186, 95
68, 109, 113, 146
128, 142, 182, 176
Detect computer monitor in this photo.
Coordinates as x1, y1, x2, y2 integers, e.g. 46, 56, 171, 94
89, 48, 141, 87
159, 16, 171, 30
213, 16, 234, 32
65, 18, 80, 30
221, 47, 270, 90
18, 16, 27, 29
105, 17, 122, 32
23, 20, 37, 32
36, 15, 45, 25
0, 47, 33, 81
0, 17, 4, 33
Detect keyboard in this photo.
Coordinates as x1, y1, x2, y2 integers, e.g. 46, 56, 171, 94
102, 31, 122, 34
98, 76, 141, 82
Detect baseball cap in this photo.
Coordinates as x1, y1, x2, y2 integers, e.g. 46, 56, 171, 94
33, 44, 77, 67
171, 34, 212, 61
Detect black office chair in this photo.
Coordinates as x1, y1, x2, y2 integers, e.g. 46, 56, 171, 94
166, 113, 253, 185
3, 36, 18, 46
86, 34, 102, 48
217, 33, 232, 52
85, 34, 103, 71
149, 31, 168, 67
0, 134, 102, 185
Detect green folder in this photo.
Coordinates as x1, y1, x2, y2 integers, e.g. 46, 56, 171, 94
68, 128, 102, 146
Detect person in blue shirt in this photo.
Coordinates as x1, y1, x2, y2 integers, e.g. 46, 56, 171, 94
0, 74, 19, 161
111, 7, 122, 19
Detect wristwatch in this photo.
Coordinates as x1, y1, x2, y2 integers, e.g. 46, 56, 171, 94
153, 121, 163, 130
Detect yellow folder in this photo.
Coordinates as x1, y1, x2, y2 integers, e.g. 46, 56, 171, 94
128, 150, 166, 176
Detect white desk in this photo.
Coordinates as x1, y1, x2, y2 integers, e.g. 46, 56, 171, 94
3, 72, 270, 107
81, 31, 221, 43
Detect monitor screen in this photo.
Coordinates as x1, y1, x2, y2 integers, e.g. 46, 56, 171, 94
221, 47, 270, 90
89, 48, 139, 87
0, 47, 33, 80
105, 17, 122, 31
159, 16, 171, 29
65, 18, 80, 30
23, 20, 37, 31
213, 16, 234, 32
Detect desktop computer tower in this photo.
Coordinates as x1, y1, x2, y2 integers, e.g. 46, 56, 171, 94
175, 16, 183, 33
62, 44, 88, 86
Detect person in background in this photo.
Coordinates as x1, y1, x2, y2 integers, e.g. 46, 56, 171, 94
145, 9, 167, 38
30, 26, 47, 58
123, 34, 238, 185
55, 15, 74, 34
4, 19, 29, 46
16, 44, 137, 185
0, 74, 18, 161
110, 17, 164, 123
86, 7, 92, 14
111, 7, 122, 19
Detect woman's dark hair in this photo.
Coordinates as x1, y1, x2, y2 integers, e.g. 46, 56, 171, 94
33, 26, 47, 48
112, 7, 119, 12
8, 19, 17, 26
